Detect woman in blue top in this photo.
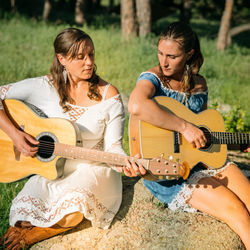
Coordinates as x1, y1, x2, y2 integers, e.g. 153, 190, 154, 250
128, 22, 250, 249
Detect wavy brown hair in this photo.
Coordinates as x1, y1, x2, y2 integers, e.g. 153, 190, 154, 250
50, 28, 101, 111
158, 22, 204, 94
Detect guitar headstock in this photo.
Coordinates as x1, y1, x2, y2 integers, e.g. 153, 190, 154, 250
147, 158, 190, 180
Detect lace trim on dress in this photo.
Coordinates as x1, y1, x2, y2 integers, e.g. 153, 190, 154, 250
65, 104, 86, 122
92, 138, 104, 151
10, 187, 116, 229
168, 161, 234, 213
0, 84, 13, 99
0, 84, 13, 110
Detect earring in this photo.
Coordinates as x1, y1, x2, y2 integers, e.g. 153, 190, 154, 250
183, 64, 190, 92
63, 67, 68, 83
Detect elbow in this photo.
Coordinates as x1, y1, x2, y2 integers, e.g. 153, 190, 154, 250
128, 100, 141, 116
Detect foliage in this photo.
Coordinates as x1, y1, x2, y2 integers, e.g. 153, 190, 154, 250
209, 100, 249, 132
224, 105, 248, 132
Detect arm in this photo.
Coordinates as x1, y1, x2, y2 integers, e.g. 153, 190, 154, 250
103, 85, 146, 177
0, 84, 39, 156
128, 80, 206, 148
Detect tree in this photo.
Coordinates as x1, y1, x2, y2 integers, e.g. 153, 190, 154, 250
10, 0, 16, 13
42, 0, 52, 21
75, 0, 87, 25
180, 0, 192, 24
216, 0, 234, 51
135, 0, 151, 37
121, 0, 137, 40
121, 0, 152, 40
227, 23, 250, 46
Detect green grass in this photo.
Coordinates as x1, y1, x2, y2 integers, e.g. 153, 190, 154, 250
0, 16, 249, 237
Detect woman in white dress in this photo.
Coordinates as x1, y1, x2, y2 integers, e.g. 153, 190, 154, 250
0, 28, 146, 249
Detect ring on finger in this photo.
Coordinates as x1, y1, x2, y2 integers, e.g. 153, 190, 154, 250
136, 172, 140, 176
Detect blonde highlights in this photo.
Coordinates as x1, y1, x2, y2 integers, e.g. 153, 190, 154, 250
158, 22, 204, 94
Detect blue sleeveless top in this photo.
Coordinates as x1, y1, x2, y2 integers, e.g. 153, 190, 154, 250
137, 72, 208, 205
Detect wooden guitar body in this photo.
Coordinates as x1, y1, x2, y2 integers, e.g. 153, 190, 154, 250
1, 99, 188, 183
0, 99, 79, 182
129, 96, 228, 170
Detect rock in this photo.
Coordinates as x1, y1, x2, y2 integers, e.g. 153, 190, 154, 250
32, 164, 246, 249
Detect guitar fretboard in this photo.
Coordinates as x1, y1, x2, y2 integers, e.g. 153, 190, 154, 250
211, 132, 250, 144
53, 142, 149, 169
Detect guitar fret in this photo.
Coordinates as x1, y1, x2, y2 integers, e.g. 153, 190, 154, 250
54, 143, 130, 167
211, 132, 250, 144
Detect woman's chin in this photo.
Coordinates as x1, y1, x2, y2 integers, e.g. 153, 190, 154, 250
162, 70, 172, 77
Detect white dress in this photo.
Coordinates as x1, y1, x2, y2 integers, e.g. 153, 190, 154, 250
0, 76, 125, 229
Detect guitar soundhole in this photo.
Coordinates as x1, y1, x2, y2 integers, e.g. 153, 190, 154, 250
36, 132, 57, 162
199, 127, 211, 149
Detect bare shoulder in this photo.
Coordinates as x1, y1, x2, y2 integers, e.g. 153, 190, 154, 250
147, 66, 160, 75
105, 84, 120, 99
98, 78, 120, 99
192, 74, 208, 93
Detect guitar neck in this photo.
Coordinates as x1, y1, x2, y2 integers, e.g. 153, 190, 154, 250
211, 132, 250, 145
53, 142, 149, 169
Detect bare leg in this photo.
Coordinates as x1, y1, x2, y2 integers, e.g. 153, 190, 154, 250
214, 163, 250, 212
188, 176, 250, 250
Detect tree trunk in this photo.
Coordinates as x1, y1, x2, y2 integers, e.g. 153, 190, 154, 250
10, 0, 16, 13
180, 0, 192, 24
121, 0, 137, 40
227, 23, 250, 45
216, 0, 234, 51
75, 0, 87, 25
42, 0, 52, 21
135, 0, 151, 37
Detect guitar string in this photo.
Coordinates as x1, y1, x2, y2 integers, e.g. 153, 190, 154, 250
36, 131, 250, 153
37, 133, 250, 149
37, 132, 249, 146
37, 140, 143, 167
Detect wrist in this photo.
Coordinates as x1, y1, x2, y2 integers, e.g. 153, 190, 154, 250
178, 119, 187, 134
8, 127, 22, 140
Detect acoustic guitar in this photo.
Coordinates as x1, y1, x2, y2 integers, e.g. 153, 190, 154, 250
129, 96, 249, 171
0, 99, 189, 183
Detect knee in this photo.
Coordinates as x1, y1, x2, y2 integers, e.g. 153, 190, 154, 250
222, 199, 249, 225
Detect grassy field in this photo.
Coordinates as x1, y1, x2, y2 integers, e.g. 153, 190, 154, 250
0, 16, 249, 236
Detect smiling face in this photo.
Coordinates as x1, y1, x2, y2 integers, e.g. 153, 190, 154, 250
158, 39, 192, 80
58, 39, 95, 82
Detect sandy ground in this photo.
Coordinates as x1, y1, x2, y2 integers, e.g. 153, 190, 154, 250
31, 151, 249, 250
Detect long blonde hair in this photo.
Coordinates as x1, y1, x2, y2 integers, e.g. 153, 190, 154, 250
50, 28, 101, 111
